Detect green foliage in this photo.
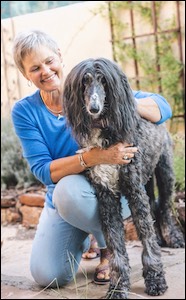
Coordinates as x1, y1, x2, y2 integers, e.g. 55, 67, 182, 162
1, 118, 41, 190
172, 134, 185, 192
103, 1, 185, 128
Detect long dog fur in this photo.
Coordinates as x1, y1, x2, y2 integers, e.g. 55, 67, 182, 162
62, 57, 184, 299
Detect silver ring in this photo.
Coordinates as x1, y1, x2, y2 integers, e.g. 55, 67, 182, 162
123, 155, 128, 160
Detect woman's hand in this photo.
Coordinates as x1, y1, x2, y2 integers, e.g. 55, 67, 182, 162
83, 142, 138, 167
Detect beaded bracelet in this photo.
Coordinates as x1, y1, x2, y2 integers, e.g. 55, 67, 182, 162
78, 153, 88, 168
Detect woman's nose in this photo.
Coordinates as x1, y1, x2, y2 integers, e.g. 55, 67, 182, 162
41, 64, 50, 75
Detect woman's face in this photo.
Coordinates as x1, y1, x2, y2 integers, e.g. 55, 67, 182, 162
22, 45, 63, 92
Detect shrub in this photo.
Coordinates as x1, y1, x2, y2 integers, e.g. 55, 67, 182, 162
172, 133, 185, 192
1, 118, 41, 190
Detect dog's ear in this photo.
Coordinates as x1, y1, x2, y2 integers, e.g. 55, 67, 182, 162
119, 72, 140, 142
103, 61, 139, 141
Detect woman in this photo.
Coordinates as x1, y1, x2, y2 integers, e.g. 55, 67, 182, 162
11, 29, 172, 287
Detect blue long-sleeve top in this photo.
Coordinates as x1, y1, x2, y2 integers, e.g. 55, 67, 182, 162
11, 89, 172, 208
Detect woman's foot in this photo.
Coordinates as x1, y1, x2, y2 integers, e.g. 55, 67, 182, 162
94, 248, 111, 285
82, 234, 100, 259
82, 235, 110, 284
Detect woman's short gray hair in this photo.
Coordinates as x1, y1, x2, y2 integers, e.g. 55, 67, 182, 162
12, 29, 59, 75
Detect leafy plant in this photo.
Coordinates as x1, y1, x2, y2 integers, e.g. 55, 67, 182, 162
172, 133, 185, 192
1, 117, 41, 190
101, 1, 185, 130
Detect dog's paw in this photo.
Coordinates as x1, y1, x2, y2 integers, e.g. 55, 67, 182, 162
145, 271, 168, 296
145, 282, 168, 296
167, 227, 185, 248
166, 236, 185, 248
161, 225, 185, 248
106, 283, 130, 299
106, 290, 128, 299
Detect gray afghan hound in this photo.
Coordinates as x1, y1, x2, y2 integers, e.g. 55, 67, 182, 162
62, 58, 184, 299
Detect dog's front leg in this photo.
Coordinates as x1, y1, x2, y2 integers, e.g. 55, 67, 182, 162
122, 181, 168, 296
96, 185, 131, 299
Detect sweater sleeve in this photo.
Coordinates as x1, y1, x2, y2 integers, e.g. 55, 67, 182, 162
11, 101, 53, 186
133, 90, 172, 124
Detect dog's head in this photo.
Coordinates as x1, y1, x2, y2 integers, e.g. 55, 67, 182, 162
63, 58, 139, 142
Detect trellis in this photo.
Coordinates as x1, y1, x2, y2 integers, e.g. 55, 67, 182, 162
108, 1, 185, 130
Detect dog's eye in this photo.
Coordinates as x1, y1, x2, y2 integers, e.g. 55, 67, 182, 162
101, 77, 106, 85
83, 73, 93, 85
96, 74, 106, 86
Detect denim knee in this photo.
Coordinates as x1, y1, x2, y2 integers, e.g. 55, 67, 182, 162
53, 175, 78, 207
52, 174, 96, 222
30, 259, 78, 288
52, 177, 76, 220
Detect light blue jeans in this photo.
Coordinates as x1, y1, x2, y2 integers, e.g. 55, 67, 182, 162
30, 174, 131, 287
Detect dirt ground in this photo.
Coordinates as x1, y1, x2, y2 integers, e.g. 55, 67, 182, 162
1, 224, 185, 299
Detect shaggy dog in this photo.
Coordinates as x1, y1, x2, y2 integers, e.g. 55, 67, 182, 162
62, 58, 184, 299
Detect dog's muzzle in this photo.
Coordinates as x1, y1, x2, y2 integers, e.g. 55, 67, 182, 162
89, 103, 100, 114
87, 93, 103, 116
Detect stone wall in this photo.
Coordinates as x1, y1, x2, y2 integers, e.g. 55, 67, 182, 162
1, 187, 45, 228
1, 187, 185, 241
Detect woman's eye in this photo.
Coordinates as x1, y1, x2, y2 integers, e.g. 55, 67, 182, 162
47, 59, 53, 64
31, 67, 39, 72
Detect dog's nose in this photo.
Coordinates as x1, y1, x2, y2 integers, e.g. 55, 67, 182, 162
89, 103, 100, 114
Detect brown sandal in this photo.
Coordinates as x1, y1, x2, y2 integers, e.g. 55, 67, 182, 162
94, 264, 110, 285
82, 235, 100, 259
94, 248, 111, 285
